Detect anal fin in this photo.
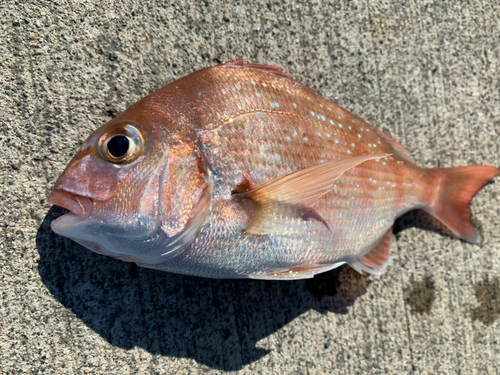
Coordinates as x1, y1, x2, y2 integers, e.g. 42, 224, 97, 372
350, 228, 394, 276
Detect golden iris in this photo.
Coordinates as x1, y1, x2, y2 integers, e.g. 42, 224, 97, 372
98, 124, 144, 164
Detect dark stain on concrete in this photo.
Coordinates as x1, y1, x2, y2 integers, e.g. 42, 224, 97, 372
404, 275, 436, 315
470, 277, 500, 326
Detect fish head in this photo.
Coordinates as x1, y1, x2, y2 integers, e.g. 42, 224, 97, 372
48, 116, 174, 262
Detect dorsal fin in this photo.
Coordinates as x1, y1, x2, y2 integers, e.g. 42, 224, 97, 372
350, 228, 393, 276
232, 154, 391, 235
218, 59, 294, 79
373, 128, 412, 162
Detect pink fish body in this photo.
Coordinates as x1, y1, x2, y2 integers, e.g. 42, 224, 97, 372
48, 60, 499, 279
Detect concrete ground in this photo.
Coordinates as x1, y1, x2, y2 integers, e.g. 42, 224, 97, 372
1, 0, 499, 374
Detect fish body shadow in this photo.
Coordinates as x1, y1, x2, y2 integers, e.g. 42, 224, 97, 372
37, 207, 368, 370
36, 206, 468, 369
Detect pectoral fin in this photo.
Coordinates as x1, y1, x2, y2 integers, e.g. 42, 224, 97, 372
232, 154, 391, 235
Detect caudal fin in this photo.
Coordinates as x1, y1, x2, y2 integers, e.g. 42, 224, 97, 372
425, 166, 500, 244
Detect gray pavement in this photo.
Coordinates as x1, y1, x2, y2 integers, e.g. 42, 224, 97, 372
1, 1, 500, 374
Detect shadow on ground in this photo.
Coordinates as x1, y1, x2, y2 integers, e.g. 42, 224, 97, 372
37, 207, 370, 370
393, 209, 457, 240
36, 206, 457, 370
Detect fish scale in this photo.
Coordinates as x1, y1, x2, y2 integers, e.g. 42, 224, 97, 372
190, 114, 413, 275
48, 60, 500, 279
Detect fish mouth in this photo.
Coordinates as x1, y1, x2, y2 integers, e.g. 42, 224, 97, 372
48, 189, 93, 218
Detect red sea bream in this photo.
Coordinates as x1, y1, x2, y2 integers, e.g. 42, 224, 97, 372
48, 60, 500, 279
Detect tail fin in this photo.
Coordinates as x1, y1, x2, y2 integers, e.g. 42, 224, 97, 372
425, 166, 500, 244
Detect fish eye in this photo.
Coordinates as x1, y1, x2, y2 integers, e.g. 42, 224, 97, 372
98, 124, 144, 164
107, 135, 130, 158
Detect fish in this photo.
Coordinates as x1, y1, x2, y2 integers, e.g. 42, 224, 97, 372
48, 59, 500, 280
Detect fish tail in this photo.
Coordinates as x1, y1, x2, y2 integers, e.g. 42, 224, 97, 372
424, 166, 500, 244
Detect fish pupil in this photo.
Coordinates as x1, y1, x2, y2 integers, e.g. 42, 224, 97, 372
107, 135, 129, 158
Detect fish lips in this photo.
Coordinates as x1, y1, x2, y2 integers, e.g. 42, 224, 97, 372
48, 190, 113, 257
48, 189, 93, 235
47, 189, 173, 264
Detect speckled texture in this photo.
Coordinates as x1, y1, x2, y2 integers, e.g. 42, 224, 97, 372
1, 1, 499, 374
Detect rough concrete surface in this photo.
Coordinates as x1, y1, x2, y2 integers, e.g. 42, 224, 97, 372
1, 1, 500, 374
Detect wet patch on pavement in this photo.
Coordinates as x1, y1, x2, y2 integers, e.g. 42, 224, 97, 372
470, 277, 500, 326
404, 275, 436, 315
